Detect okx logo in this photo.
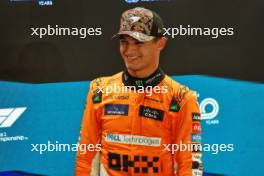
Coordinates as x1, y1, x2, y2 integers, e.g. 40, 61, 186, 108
0, 107, 26, 128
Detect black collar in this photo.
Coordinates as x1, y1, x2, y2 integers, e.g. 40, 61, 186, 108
122, 68, 165, 89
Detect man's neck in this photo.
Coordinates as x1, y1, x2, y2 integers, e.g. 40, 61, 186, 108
122, 67, 165, 88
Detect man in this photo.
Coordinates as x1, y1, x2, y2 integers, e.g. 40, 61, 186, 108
75, 7, 202, 176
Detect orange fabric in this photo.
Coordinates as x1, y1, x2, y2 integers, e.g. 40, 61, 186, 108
75, 72, 202, 176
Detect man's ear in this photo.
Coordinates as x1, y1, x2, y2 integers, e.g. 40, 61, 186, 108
158, 37, 168, 50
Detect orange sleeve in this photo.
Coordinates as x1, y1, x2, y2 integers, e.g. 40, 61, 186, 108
75, 82, 101, 176
172, 92, 202, 176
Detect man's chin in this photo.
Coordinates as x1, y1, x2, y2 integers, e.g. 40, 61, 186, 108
125, 65, 142, 72
126, 64, 139, 70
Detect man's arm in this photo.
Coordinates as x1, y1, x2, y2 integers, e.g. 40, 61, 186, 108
75, 82, 101, 176
172, 92, 203, 176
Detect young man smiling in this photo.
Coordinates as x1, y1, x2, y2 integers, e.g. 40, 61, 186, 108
119, 35, 166, 78
75, 7, 202, 176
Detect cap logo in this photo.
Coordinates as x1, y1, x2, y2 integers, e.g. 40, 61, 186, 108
129, 16, 141, 24
134, 33, 140, 39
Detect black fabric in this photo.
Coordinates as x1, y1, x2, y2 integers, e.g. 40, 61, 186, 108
122, 67, 165, 89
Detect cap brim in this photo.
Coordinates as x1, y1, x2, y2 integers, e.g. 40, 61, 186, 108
112, 31, 155, 42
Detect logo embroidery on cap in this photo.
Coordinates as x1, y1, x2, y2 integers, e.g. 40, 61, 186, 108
129, 16, 141, 23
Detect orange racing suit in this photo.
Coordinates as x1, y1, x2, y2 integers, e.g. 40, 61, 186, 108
75, 68, 202, 176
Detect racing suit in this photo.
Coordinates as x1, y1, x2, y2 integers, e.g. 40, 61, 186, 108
75, 68, 202, 176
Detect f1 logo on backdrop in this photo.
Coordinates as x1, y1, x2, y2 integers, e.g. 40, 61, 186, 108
0, 107, 26, 128
199, 98, 219, 125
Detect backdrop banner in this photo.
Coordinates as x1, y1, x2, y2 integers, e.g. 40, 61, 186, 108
1, 0, 263, 175
0, 76, 263, 175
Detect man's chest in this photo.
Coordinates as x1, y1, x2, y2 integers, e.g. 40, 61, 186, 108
96, 92, 179, 137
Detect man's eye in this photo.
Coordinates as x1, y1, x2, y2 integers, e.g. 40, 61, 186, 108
135, 41, 144, 45
120, 39, 127, 43
120, 41, 128, 45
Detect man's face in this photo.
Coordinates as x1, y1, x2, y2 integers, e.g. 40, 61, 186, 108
119, 35, 161, 73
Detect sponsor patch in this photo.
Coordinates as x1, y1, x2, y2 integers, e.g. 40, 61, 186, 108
94, 77, 104, 86
192, 143, 202, 152
105, 133, 161, 147
139, 106, 164, 121
108, 152, 160, 173
192, 112, 201, 121
93, 91, 102, 103
192, 161, 200, 170
192, 134, 202, 143
192, 169, 203, 175
169, 97, 180, 112
192, 122, 201, 134
178, 86, 189, 102
192, 153, 203, 170
109, 95, 129, 100
192, 153, 202, 161
104, 104, 128, 116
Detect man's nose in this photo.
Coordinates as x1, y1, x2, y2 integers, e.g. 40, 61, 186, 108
125, 43, 137, 54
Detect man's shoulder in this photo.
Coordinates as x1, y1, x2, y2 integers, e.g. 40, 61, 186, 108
162, 75, 197, 105
90, 72, 123, 90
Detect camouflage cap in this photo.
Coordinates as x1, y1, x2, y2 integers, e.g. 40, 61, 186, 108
113, 7, 165, 42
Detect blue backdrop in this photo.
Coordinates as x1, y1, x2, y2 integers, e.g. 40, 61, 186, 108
0, 75, 263, 175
